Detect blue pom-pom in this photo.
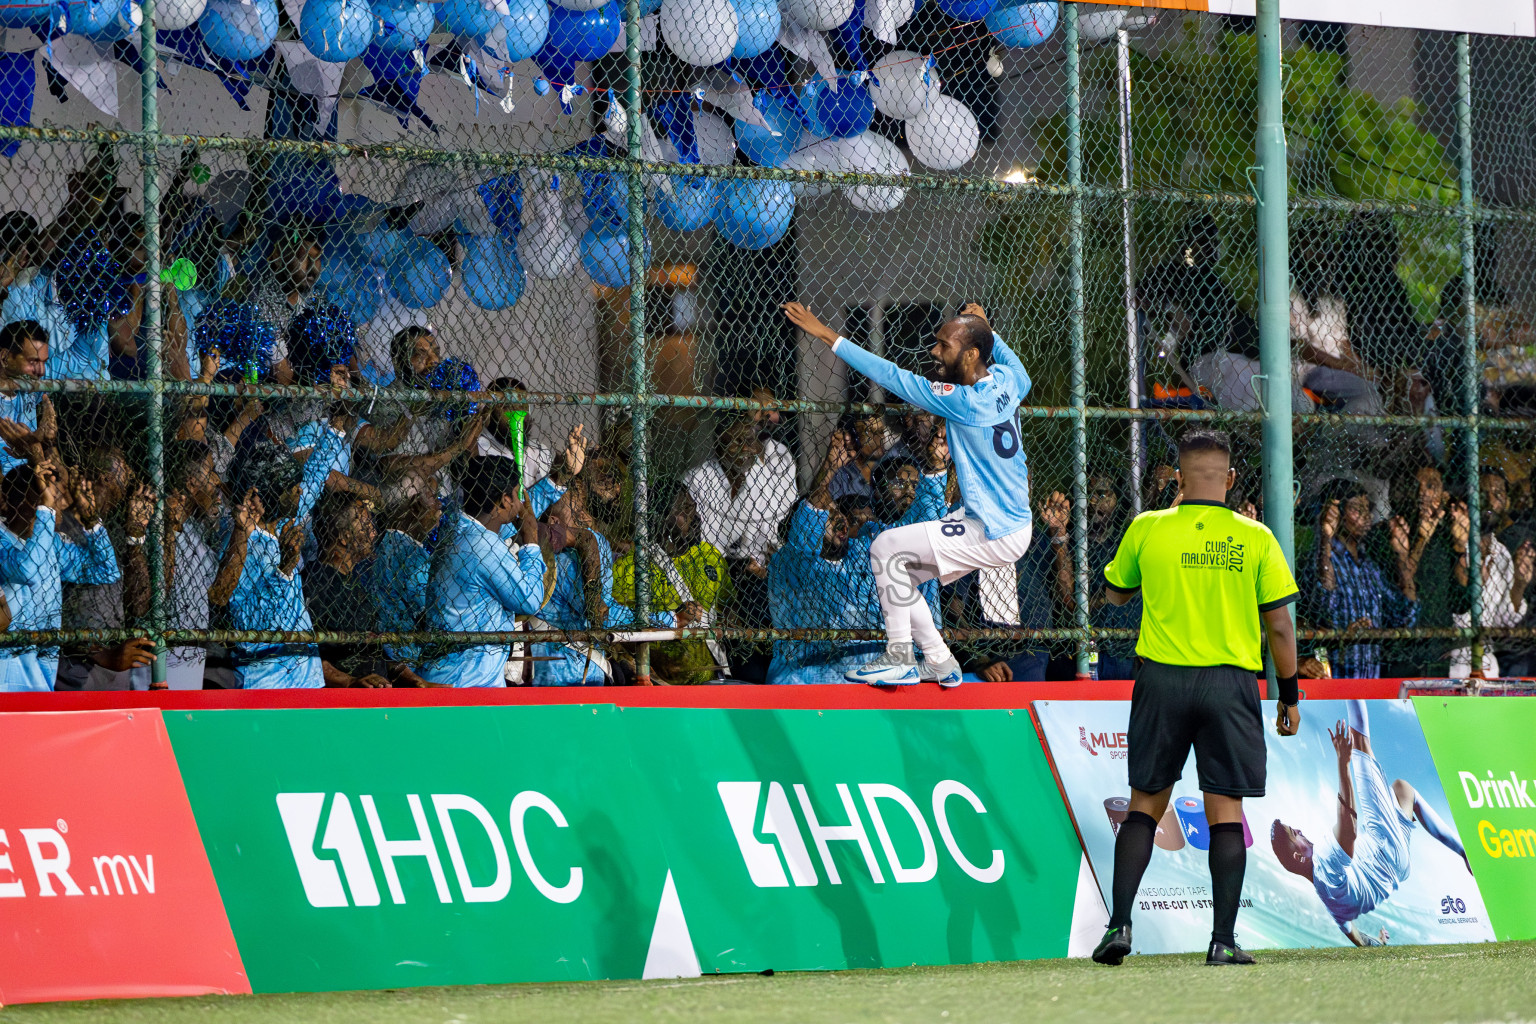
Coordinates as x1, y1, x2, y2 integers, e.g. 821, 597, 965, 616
426, 356, 480, 420
53, 236, 133, 334
193, 299, 278, 379
287, 303, 358, 384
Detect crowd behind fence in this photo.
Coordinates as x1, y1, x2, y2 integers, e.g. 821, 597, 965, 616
0, 2, 1534, 689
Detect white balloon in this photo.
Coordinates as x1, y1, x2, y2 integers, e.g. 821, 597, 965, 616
550, 0, 610, 9
905, 94, 978, 171
779, 0, 851, 32
661, 0, 738, 66
778, 137, 840, 198
522, 216, 579, 280
155, 0, 208, 30
870, 50, 940, 120
834, 131, 908, 213
1079, 8, 1125, 41
694, 110, 738, 166
866, 0, 913, 43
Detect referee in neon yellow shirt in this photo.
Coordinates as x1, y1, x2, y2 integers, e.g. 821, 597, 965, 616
1092, 429, 1301, 967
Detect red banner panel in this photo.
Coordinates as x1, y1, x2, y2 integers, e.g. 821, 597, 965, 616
0, 709, 249, 1004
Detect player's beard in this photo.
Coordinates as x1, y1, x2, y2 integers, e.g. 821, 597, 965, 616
930, 357, 964, 384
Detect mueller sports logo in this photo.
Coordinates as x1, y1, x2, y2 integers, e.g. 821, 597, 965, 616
717, 780, 1005, 887
276, 792, 582, 908
0, 825, 156, 899
1079, 728, 1128, 760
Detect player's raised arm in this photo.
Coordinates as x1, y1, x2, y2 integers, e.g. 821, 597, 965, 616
779, 302, 1001, 425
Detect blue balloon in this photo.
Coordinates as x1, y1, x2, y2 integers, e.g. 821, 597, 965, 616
67, 0, 120, 36
937, 0, 996, 19
714, 178, 794, 250
734, 89, 803, 167
89, 0, 141, 41
800, 74, 874, 139
387, 237, 451, 308
336, 262, 388, 323
730, 0, 779, 59
498, 0, 549, 61
579, 170, 629, 227
984, 0, 1056, 47
360, 225, 407, 266
581, 226, 649, 289
318, 234, 362, 291
200, 0, 279, 60
371, 0, 434, 51
637, 0, 661, 14
656, 177, 716, 233
0, 0, 51, 26
462, 235, 526, 311
301, 0, 376, 62
442, 0, 500, 38
541, 0, 620, 61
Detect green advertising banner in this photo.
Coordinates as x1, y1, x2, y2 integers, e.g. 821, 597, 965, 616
165, 705, 670, 993
164, 705, 1083, 993
625, 707, 1082, 972
1414, 698, 1536, 941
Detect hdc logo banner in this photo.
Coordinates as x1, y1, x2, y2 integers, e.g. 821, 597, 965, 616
1414, 697, 1536, 940
623, 707, 1082, 971
0, 710, 248, 1004
1036, 699, 1494, 954
164, 705, 667, 995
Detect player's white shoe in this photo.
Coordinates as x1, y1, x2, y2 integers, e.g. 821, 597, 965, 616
845, 645, 921, 686
922, 655, 964, 688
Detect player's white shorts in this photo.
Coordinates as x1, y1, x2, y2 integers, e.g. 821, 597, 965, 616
871, 510, 1034, 585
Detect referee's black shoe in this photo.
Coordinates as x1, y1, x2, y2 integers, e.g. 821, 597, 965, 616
1206, 939, 1256, 965
1091, 925, 1132, 966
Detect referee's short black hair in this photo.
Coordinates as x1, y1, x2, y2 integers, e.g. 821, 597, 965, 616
950, 314, 994, 365
1177, 428, 1232, 459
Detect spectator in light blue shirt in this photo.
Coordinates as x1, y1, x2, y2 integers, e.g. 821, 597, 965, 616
0, 460, 121, 691
0, 320, 55, 474
419, 456, 548, 687
211, 441, 323, 689
373, 473, 441, 683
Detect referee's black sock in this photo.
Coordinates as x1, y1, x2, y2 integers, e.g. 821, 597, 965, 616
1209, 822, 1247, 946
1108, 811, 1158, 929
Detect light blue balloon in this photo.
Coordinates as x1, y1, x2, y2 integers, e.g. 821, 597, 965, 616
360, 225, 407, 266
498, 0, 549, 61
387, 237, 451, 309
331, 261, 387, 323
730, 0, 779, 59
200, 0, 279, 61
67, 0, 120, 36
318, 234, 363, 291
301, 0, 376, 62
637, 0, 661, 14
581, 226, 649, 289
984, 0, 1057, 49
371, 0, 434, 52
734, 89, 802, 167
800, 74, 874, 139
656, 177, 716, 233
462, 235, 526, 311
442, 0, 500, 38
89, 0, 141, 41
714, 178, 794, 250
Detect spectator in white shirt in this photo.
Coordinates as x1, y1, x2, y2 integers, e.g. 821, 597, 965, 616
683, 418, 797, 567
1451, 468, 1535, 677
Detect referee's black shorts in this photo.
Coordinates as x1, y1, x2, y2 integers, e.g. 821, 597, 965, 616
1128, 658, 1266, 798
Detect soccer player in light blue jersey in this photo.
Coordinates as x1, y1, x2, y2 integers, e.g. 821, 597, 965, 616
419, 456, 548, 687
783, 301, 1034, 687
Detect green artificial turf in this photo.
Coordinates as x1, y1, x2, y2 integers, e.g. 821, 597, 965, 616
5, 941, 1533, 1024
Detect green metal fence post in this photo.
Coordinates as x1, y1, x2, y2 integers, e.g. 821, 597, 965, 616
140, 0, 167, 685
1255, 0, 1291, 697
623, 0, 651, 682
1458, 32, 1483, 674
1066, 2, 1090, 678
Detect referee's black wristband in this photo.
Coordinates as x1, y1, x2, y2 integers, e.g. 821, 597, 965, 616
1277, 673, 1299, 707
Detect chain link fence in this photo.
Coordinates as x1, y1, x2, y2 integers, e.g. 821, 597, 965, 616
0, 1, 1531, 688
